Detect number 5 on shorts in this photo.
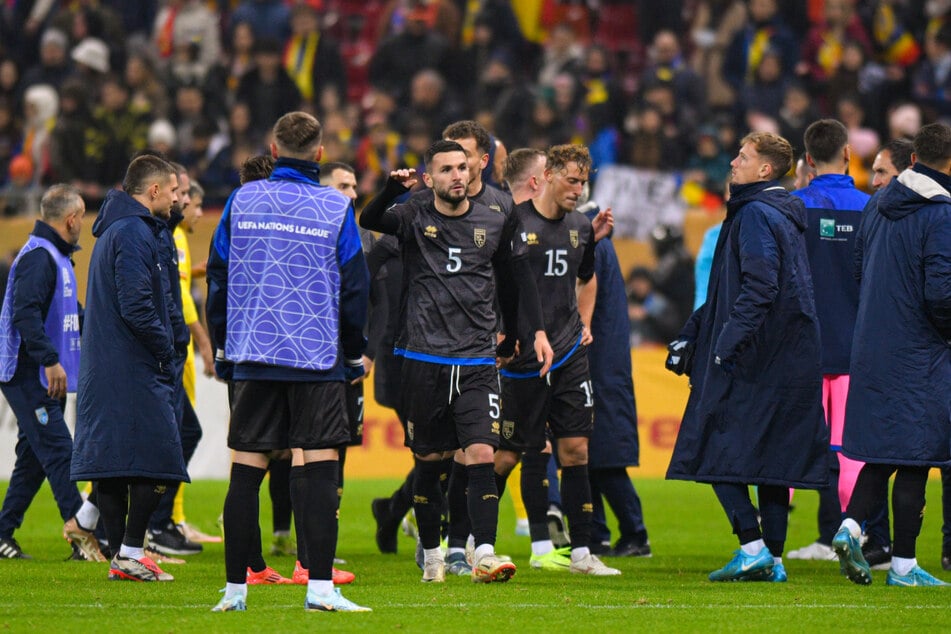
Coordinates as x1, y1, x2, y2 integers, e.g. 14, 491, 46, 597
488, 393, 500, 419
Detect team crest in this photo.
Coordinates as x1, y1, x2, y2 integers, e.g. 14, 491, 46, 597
424, 225, 438, 239
474, 227, 486, 247
569, 230, 579, 248
502, 420, 515, 440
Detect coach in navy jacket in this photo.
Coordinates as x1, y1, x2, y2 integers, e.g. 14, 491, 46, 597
72, 182, 187, 484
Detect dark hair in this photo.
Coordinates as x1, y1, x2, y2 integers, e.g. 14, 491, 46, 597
321, 161, 355, 176
912, 123, 951, 167
503, 148, 546, 187
739, 131, 793, 178
239, 154, 275, 184
273, 111, 322, 158
424, 139, 466, 167
881, 138, 914, 172
442, 120, 492, 157
803, 119, 848, 164
123, 155, 174, 195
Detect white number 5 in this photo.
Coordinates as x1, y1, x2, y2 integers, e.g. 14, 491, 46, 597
488, 393, 500, 419
447, 247, 462, 272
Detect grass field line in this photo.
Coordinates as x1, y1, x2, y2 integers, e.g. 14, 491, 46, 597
3, 602, 950, 611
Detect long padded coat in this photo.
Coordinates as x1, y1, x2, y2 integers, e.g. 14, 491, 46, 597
666, 180, 830, 488
71, 189, 188, 482
842, 164, 951, 467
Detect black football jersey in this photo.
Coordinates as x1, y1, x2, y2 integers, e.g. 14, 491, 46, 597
507, 200, 595, 370
390, 197, 524, 360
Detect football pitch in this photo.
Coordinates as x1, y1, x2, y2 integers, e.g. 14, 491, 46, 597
0, 478, 949, 633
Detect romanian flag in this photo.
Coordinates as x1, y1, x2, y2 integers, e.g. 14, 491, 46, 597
874, 4, 920, 66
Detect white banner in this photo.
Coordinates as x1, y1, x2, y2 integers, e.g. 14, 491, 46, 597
592, 165, 685, 240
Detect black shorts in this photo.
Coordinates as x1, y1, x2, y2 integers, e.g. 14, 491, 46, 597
400, 359, 501, 455
229, 380, 350, 451
345, 381, 364, 447
499, 347, 594, 452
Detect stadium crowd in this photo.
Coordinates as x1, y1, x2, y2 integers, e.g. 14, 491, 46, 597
2, 0, 951, 213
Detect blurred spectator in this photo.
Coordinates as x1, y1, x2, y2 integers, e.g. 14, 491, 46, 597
585, 102, 621, 176
0, 154, 40, 216
236, 38, 302, 137
395, 117, 433, 171
318, 108, 355, 166
20, 84, 58, 187
125, 52, 171, 120
355, 114, 401, 195
826, 39, 888, 129
50, 80, 97, 191
637, 0, 686, 43
69, 37, 111, 102
649, 223, 695, 332
50, 0, 125, 51
153, 0, 221, 84
229, 0, 291, 43
147, 118, 178, 158
537, 22, 583, 87
171, 83, 215, 155
643, 82, 698, 161
626, 266, 681, 347
487, 57, 535, 148
86, 75, 149, 188
796, 0, 872, 106
641, 30, 706, 128
887, 101, 922, 139
684, 125, 732, 196
0, 0, 58, 67
525, 93, 572, 150
0, 98, 19, 187
393, 69, 462, 138
689, 0, 747, 109
739, 47, 791, 122
377, 0, 461, 46
369, 4, 449, 105
624, 104, 683, 170
0, 60, 20, 115
837, 94, 879, 190
284, 4, 347, 112
724, 0, 799, 93
912, 20, 951, 122
20, 29, 73, 93
458, 9, 521, 103
581, 44, 626, 131
777, 82, 818, 157
203, 20, 256, 122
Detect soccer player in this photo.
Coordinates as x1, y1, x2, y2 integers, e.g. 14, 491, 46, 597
494, 144, 620, 576
787, 120, 869, 562
666, 132, 830, 583
0, 184, 103, 562
831, 123, 951, 587
72, 155, 186, 582
146, 162, 206, 560
207, 112, 370, 611
359, 140, 553, 583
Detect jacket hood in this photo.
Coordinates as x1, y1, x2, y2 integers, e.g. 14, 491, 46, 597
875, 163, 951, 221
92, 189, 159, 237
728, 180, 807, 231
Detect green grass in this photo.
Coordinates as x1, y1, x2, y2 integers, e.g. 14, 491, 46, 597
1, 478, 950, 633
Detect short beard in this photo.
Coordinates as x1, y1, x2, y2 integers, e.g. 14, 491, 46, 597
437, 187, 467, 206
